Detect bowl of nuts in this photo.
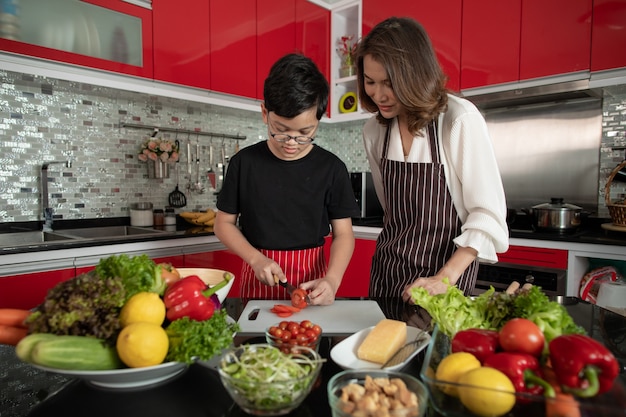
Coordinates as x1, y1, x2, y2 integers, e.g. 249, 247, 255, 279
327, 369, 428, 417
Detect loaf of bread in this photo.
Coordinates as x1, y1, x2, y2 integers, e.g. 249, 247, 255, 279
357, 319, 407, 364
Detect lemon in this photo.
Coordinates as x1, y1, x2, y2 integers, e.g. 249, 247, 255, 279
116, 322, 169, 368
435, 352, 481, 397
119, 292, 166, 327
458, 367, 516, 417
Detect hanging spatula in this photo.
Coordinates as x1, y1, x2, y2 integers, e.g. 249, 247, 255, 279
168, 141, 187, 208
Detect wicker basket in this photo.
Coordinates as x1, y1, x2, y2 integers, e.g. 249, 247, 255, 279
605, 160, 626, 227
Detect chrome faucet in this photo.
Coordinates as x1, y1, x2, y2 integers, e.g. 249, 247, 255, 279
41, 160, 72, 232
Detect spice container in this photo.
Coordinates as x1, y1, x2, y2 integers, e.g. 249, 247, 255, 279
164, 207, 177, 231
164, 207, 177, 225
130, 202, 154, 227
153, 209, 164, 227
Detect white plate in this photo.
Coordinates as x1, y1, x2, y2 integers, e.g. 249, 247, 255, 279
330, 326, 431, 371
32, 361, 188, 389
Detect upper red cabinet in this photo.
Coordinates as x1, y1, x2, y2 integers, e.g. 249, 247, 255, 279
362, 0, 462, 92
0, 0, 153, 79
257, 0, 296, 100
210, 0, 257, 98
591, 0, 626, 72
461, 0, 522, 89
519, 0, 592, 80
461, 0, 592, 90
153, 0, 210, 89
295, 0, 330, 85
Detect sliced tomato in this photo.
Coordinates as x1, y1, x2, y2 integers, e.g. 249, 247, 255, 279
291, 288, 308, 309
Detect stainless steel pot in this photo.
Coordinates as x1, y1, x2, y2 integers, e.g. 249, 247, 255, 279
523, 198, 582, 231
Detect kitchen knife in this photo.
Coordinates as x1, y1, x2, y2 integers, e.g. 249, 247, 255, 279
274, 275, 311, 305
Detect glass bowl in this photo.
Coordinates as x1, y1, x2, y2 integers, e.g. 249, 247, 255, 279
265, 320, 321, 354
218, 343, 323, 416
420, 325, 626, 417
327, 369, 428, 417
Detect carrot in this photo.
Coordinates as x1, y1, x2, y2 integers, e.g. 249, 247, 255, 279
543, 365, 581, 417
0, 324, 28, 346
0, 308, 31, 328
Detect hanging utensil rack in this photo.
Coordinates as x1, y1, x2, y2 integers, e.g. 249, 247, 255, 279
122, 123, 246, 141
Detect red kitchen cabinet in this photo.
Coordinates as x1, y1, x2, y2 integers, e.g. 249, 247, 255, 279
257, 0, 296, 100
0, 0, 153, 79
362, 0, 462, 92
591, 0, 626, 71
324, 237, 377, 298
461, 0, 522, 89
0, 267, 75, 310
497, 245, 568, 270
461, 0, 592, 89
184, 250, 243, 298
519, 0, 592, 80
153, 0, 210, 89
210, 0, 257, 98
295, 0, 330, 90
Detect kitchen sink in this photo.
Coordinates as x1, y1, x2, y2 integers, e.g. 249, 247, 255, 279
55, 226, 170, 239
0, 231, 78, 247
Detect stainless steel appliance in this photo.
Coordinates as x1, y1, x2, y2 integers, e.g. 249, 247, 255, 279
351, 172, 384, 221
473, 262, 567, 297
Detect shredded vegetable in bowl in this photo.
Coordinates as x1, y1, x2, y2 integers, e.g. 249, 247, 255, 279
218, 344, 324, 415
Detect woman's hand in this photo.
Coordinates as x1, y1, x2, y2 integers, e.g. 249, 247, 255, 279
402, 276, 450, 302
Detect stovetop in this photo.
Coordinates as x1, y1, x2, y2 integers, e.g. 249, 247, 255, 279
508, 214, 626, 246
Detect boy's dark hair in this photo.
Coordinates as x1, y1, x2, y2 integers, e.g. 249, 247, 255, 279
263, 53, 329, 120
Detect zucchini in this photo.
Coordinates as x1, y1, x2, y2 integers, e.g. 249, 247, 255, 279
15, 333, 58, 362
30, 335, 123, 370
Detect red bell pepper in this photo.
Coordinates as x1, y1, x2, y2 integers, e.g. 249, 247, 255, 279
163, 272, 233, 322
548, 334, 620, 398
451, 328, 500, 364
484, 352, 555, 400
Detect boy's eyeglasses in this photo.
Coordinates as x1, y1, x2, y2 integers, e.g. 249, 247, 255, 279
267, 115, 316, 145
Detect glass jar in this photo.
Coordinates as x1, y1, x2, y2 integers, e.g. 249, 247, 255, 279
153, 209, 164, 226
164, 207, 176, 225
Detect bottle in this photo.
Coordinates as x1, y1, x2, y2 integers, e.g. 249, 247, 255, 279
164, 207, 176, 225
153, 209, 164, 227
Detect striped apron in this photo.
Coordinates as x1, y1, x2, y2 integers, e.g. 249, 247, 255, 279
369, 119, 479, 318
239, 246, 326, 300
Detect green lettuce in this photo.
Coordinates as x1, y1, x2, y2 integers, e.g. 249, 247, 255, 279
95, 254, 166, 300
410, 280, 585, 340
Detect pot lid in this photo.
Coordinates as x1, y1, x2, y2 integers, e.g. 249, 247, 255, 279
532, 197, 582, 211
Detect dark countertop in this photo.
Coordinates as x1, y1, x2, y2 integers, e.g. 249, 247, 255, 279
0, 217, 216, 255
1, 214, 625, 257
354, 215, 626, 246
1, 298, 625, 417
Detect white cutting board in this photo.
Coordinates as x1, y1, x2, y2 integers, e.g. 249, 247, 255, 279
237, 300, 386, 336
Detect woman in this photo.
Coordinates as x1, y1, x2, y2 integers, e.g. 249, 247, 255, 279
214, 53, 359, 304
356, 17, 509, 305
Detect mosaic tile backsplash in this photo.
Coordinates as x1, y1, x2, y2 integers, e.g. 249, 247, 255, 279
0, 69, 624, 223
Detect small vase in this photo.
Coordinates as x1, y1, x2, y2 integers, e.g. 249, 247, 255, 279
147, 160, 169, 179
339, 65, 356, 78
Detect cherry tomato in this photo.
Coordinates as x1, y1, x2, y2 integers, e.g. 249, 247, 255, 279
499, 318, 545, 357
287, 323, 300, 335
300, 320, 313, 329
278, 321, 289, 330
281, 330, 292, 342
311, 324, 322, 336
291, 288, 308, 309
